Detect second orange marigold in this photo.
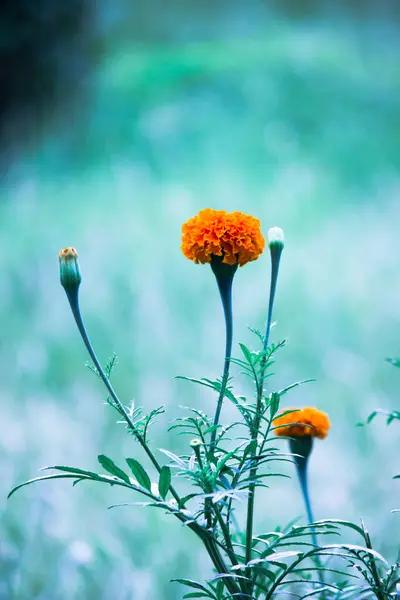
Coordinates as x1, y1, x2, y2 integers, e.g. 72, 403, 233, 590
181, 208, 265, 266
274, 407, 330, 439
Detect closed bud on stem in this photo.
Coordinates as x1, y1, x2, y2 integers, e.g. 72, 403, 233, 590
190, 438, 203, 466
58, 247, 81, 292
190, 439, 202, 449
267, 227, 285, 251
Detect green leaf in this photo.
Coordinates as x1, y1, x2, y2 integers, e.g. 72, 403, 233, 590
8, 473, 89, 499
179, 493, 199, 508
269, 392, 280, 418
126, 458, 152, 490
248, 550, 302, 566
239, 343, 254, 365
278, 379, 315, 396
159, 448, 187, 469
158, 466, 171, 499
318, 543, 388, 565
183, 594, 212, 599
172, 579, 210, 592
98, 455, 131, 484
42, 465, 102, 479
312, 519, 365, 537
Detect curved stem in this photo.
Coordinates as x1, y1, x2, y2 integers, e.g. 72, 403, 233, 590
293, 439, 325, 588
64, 288, 183, 505
245, 246, 282, 590
297, 462, 316, 539
210, 260, 236, 454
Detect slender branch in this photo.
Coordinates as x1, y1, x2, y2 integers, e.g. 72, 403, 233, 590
363, 527, 386, 600
64, 288, 183, 505
245, 244, 282, 591
294, 445, 325, 588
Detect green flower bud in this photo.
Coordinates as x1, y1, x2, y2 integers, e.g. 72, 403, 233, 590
267, 227, 285, 250
190, 438, 202, 449
58, 247, 81, 291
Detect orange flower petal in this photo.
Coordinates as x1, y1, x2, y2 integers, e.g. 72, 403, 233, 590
274, 407, 330, 440
181, 209, 265, 266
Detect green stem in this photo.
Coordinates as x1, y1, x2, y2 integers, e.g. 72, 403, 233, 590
264, 547, 323, 600
245, 246, 282, 590
290, 437, 325, 588
64, 287, 183, 505
296, 460, 317, 543
64, 288, 242, 599
203, 538, 243, 598
209, 259, 237, 454
363, 528, 386, 600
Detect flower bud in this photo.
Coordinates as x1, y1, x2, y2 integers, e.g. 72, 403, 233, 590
58, 247, 81, 291
268, 227, 285, 250
190, 439, 202, 449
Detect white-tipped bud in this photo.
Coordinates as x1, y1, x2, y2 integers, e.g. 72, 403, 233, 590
268, 227, 285, 249
190, 438, 202, 449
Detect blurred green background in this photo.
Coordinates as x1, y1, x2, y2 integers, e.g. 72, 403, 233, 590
1, 2, 400, 598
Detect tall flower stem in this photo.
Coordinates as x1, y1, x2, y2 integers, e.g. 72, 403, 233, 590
245, 240, 283, 589
209, 258, 237, 455
291, 437, 325, 586
290, 438, 317, 544
64, 287, 182, 505
64, 287, 242, 598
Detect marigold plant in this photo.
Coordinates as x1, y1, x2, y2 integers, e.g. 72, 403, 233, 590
8, 212, 400, 600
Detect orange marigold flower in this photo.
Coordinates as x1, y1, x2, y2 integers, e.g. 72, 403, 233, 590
181, 208, 265, 266
274, 407, 330, 440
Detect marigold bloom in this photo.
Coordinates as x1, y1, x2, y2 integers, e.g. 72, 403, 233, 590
274, 407, 330, 439
181, 208, 265, 266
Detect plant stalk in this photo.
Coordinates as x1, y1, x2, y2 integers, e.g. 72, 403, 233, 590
209, 259, 237, 454
64, 287, 183, 504
245, 244, 282, 590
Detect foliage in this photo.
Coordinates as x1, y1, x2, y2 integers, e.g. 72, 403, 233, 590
8, 233, 400, 599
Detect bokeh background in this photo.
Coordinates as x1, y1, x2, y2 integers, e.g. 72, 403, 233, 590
1, 1, 400, 598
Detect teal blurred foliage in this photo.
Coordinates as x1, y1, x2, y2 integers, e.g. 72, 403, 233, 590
1, 2, 400, 598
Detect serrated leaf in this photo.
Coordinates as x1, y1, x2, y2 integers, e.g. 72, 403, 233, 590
98, 455, 131, 484
158, 466, 171, 499
126, 458, 151, 490
8, 473, 87, 499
